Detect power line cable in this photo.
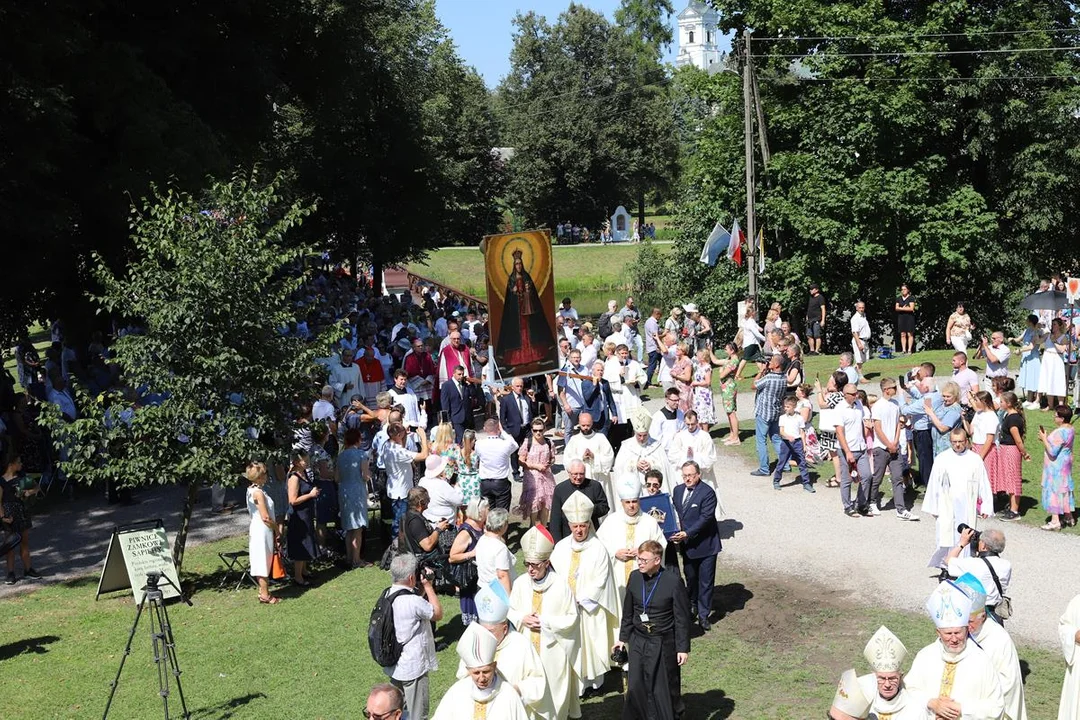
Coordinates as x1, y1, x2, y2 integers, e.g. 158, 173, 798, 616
767, 73, 1079, 84
753, 28, 1080, 43
752, 45, 1080, 59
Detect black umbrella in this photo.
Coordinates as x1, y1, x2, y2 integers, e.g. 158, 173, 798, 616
1020, 290, 1070, 311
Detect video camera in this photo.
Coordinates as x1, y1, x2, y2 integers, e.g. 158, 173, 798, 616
957, 523, 981, 550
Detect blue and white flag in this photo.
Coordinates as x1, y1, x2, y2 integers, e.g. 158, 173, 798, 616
699, 221, 731, 266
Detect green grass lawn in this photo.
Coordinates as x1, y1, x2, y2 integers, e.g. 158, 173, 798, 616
717, 349, 1066, 531
0, 533, 1063, 719
407, 243, 668, 300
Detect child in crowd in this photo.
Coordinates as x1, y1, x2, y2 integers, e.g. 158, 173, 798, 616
774, 395, 814, 493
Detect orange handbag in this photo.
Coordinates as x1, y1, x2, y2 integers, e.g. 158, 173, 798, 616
271, 548, 287, 580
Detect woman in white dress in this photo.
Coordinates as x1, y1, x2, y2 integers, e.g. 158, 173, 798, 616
246, 462, 279, 604
1039, 317, 1069, 410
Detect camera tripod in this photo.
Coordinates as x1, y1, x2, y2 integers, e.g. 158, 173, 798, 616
103, 572, 193, 720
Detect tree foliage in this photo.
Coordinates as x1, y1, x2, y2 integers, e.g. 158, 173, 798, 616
496, 2, 679, 228
39, 172, 328, 569
641, 0, 1080, 343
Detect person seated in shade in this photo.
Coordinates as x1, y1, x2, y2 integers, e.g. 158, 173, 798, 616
456, 581, 555, 720
432, 623, 528, 720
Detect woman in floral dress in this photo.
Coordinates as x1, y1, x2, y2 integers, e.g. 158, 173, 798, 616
1039, 405, 1075, 531
670, 342, 694, 413
691, 349, 716, 430
456, 430, 481, 506
516, 419, 555, 527
710, 342, 741, 445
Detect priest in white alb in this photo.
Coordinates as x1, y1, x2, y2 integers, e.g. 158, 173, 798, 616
562, 412, 616, 512
327, 348, 361, 409
433, 622, 529, 720
1058, 593, 1080, 720
905, 580, 1005, 720
614, 407, 676, 495
597, 475, 667, 597
649, 387, 685, 450
603, 342, 647, 452
667, 410, 724, 520
921, 428, 994, 569
859, 626, 926, 719
459, 581, 556, 720
508, 525, 581, 720
955, 574, 1027, 720
550, 493, 621, 695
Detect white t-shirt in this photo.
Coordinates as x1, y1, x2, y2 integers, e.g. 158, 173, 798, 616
871, 397, 901, 450
985, 344, 1012, 378
558, 307, 579, 322
834, 401, 867, 452
970, 410, 1000, 446
383, 443, 419, 500
850, 312, 870, 339
474, 534, 517, 587
778, 413, 805, 440
475, 432, 519, 479
312, 399, 336, 422
577, 341, 598, 369
419, 477, 463, 523
741, 318, 765, 348
953, 368, 979, 401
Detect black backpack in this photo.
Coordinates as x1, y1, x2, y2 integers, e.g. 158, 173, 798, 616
368, 587, 412, 667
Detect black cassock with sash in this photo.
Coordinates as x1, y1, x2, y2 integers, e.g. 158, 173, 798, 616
619, 567, 691, 720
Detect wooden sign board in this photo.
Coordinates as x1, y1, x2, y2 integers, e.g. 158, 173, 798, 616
96, 519, 182, 603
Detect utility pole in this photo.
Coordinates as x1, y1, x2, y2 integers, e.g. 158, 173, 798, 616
742, 28, 758, 313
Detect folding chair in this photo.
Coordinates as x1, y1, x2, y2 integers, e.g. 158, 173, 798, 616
218, 550, 256, 590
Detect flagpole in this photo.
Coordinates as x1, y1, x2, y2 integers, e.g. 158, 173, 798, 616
742, 28, 758, 315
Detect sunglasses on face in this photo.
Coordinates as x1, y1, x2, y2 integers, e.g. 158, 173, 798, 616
644, 482, 661, 489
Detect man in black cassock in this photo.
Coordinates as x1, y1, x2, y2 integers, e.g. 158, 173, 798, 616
614, 539, 690, 720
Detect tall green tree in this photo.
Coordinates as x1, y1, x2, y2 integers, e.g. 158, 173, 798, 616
644, 0, 1080, 343
39, 172, 327, 571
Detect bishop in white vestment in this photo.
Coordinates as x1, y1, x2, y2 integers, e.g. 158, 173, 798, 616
955, 574, 1027, 720
905, 581, 1005, 720
550, 494, 621, 693
831, 668, 873, 720
596, 476, 667, 598
508, 525, 582, 720
434, 623, 529, 720
859, 626, 926, 720
562, 412, 616, 512
614, 407, 676, 495
459, 582, 556, 720
921, 429, 993, 568
1058, 594, 1080, 720
667, 413, 724, 519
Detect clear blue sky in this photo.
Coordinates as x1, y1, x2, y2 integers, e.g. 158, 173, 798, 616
435, 0, 681, 87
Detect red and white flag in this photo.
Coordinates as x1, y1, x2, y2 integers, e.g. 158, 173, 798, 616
728, 218, 744, 266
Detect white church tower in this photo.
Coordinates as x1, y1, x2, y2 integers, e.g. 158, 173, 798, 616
675, 1, 722, 70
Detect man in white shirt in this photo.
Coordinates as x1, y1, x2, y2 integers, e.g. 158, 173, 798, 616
475, 418, 520, 511
382, 553, 444, 720
557, 349, 587, 436
557, 297, 578, 322
312, 385, 337, 424
834, 384, 871, 517
837, 352, 860, 387
577, 332, 598, 370
980, 332, 1012, 391
951, 351, 980, 406
604, 319, 630, 350
46, 372, 78, 421
328, 349, 362, 409
946, 528, 1012, 618
849, 301, 871, 379
870, 378, 919, 520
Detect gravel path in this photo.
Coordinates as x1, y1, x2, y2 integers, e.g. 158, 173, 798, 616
5, 381, 1071, 651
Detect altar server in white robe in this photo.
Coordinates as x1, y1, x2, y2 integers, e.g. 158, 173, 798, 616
905, 581, 1005, 720
434, 623, 529, 720
649, 387, 685, 450
829, 668, 873, 720
955, 574, 1027, 720
550, 494, 621, 694
860, 626, 926, 719
508, 525, 581, 720
921, 428, 994, 569
1058, 594, 1080, 720
614, 407, 676, 495
327, 349, 361, 409
563, 412, 616, 512
596, 475, 667, 597
459, 581, 556, 720
667, 410, 724, 519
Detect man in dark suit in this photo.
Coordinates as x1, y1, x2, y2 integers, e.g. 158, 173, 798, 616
580, 359, 618, 436
439, 364, 473, 443
498, 376, 534, 476
548, 459, 609, 542
671, 460, 721, 630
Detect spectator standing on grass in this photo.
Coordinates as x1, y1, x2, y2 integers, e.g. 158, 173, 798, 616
1012, 315, 1044, 407
945, 302, 975, 353
773, 395, 814, 493
850, 301, 871, 382
951, 351, 980, 407
991, 392, 1028, 522
1039, 317, 1069, 411
644, 307, 663, 389
895, 284, 916, 354
1039, 405, 1075, 531
749, 355, 785, 478
980, 332, 1012, 392
869, 379, 919, 521
835, 384, 872, 517
448, 497, 487, 626
711, 342, 741, 445
737, 303, 767, 380
805, 284, 827, 355
1, 453, 41, 585
382, 553, 443, 720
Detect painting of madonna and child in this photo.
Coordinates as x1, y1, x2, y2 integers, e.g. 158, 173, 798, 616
481, 230, 559, 379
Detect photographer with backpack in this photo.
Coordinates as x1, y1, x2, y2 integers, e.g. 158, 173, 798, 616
371, 553, 443, 720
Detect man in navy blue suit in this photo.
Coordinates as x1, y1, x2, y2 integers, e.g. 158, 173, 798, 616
439, 364, 473, 443
671, 460, 721, 630
498, 376, 535, 476
579, 359, 618, 436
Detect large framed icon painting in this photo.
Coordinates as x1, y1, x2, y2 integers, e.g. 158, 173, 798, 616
481, 230, 559, 379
